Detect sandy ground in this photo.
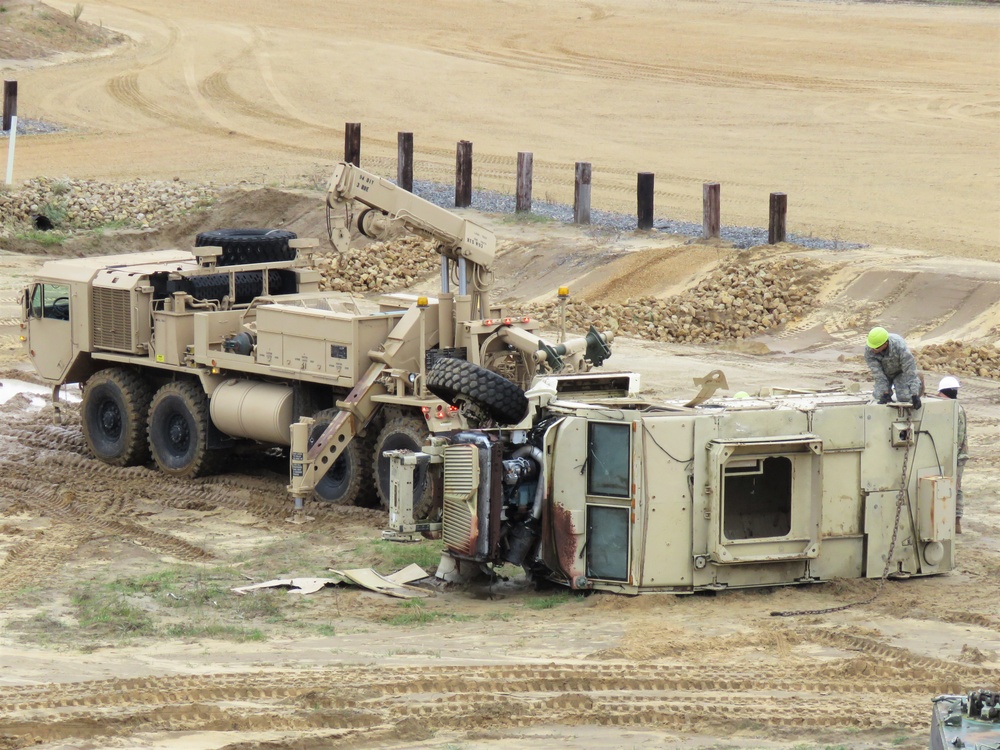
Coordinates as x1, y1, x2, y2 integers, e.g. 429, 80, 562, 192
1, 1, 999, 749
3, 0, 999, 260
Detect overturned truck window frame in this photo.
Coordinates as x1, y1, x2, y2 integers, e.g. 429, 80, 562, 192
586, 421, 630, 498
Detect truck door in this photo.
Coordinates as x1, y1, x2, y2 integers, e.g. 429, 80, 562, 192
25, 281, 74, 382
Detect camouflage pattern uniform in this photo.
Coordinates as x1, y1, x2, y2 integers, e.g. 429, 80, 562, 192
956, 402, 968, 519
865, 333, 921, 402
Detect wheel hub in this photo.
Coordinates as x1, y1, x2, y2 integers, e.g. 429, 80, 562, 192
166, 414, 190, 451
98, 400, 122, 438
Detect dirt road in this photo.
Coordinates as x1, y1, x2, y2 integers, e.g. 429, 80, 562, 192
5, 0, 999, 259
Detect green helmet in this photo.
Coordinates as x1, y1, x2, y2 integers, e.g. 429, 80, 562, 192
866, 327, 889, 349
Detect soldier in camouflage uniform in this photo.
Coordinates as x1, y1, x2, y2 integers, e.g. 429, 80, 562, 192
937, 376, 968, 534
864, 327, 922, 409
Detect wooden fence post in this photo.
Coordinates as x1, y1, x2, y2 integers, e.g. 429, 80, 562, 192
637, 172, 654, 230
516, 152, 533, 213
344, 122, 361, 166
397, 132, 413, 192
768, 192, 787, 244
574, 162, 592, 225
455, 140, 473, 208
2, 81, 16, 132
703, 182, 721, 239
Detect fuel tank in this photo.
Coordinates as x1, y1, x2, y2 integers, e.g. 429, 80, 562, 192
210, 379, 294, 445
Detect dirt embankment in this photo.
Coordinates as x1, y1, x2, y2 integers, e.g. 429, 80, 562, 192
0, 0, 123, 64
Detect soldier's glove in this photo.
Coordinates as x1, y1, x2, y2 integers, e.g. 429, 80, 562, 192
911, 395, 922, 410
877, 393, 891, 405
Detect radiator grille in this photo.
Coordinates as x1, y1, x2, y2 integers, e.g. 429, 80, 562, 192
442, 444, 479, 556
92, 287, 134, 352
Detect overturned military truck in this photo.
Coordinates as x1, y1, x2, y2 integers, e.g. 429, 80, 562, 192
380, 372, 960, 594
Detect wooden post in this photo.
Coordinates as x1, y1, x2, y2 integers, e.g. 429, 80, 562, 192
637, 172, 654, 230
574, 162, 592, 225
703, 182, 721, 239
768, 192, 787, 245
397, 131, 413, 192
2, 81, 16, 132
516, 152, 533, 213
455, 140, 473, 208
344, 122, 361, 166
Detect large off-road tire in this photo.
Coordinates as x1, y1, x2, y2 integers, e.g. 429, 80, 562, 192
147, 381, 219, 478
373, 412, 431, 511
82, 368, 153, 466
308, 409, 375, 506
195, 228, 297, 266
427, 358, 529, 425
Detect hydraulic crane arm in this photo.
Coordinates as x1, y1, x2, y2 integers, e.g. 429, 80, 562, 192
326, 162, 496, 270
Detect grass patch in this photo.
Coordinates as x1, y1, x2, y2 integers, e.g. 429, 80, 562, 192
523, 593, 572, 610
381, 599, 473, 627
8, 564, 297, 646
72, 589, 156, 637
500, 211, 554, 225
14, 229, 69, 246
165, 623, 265, 642
343, 538, 441, 573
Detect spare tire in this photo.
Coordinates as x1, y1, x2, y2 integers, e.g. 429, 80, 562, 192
427, 358, 528, 425
195, 228, 297, 266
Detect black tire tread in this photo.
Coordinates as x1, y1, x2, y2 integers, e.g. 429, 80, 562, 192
427, 358, 528, 425
147, 381, 220, 479
308, 408, 376, 506
82, 367, 153, 467
195, 228, 297, 266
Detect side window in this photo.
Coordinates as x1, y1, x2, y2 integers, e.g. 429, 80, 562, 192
41, 284, 71, 321
587, 422, 630, 498
28, 284, 44, 319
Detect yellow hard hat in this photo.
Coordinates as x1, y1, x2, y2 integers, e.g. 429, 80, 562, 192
866, 327, 889, 349
734, 391, 750, 399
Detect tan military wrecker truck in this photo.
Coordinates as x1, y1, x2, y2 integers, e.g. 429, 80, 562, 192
21, 162, 611, 511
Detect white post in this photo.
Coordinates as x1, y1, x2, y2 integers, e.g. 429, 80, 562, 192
4, 115, 16, 185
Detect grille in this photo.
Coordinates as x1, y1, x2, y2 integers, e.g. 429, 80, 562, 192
442, 444, 479, 556
92, 287, 134, 352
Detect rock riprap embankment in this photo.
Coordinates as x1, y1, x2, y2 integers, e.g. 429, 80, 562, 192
518, 257, 821, 344
0, 177, 216, 234
919, 341, 1000, 380
312, 236, 442, 294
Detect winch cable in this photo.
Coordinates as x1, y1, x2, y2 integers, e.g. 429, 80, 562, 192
770, 412, 918, 618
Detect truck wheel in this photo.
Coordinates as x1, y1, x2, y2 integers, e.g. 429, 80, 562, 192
308, 409, 375, 506
427, 358, 529, 425
82, 368, 153, 466
373, 413, 430, 511
148, 381, 219, 478
195, 228, 297, 266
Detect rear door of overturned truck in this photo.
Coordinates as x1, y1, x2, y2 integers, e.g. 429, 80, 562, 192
532, 394, 956, 594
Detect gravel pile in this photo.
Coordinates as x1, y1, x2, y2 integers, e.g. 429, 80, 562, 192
0, 118, 63, 136
919, 341, 1000, 380
412, 180, 866, 252
313, 235, 440, 294
515, 256, 820, 344
0, 177, 216, 234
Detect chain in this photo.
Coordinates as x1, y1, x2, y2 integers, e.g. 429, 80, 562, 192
770, 429, 912, 618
